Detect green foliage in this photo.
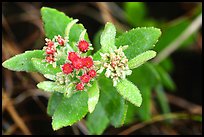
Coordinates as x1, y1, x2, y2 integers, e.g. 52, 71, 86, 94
98, 76, 128, 127
87, 80, 100, 113
31, 58, 61, 75
2, 6, 165, 134
52, 91, 88, 130
47, 92, 63, 116
41, 7, 72, 38
100, 22, 117, 53
2, 50, 44, 72
116, 79, 142, 107
115, 27, 161, 60
86, 102, 109, 135
128, 50, 156, 69
37, 81, 67, 94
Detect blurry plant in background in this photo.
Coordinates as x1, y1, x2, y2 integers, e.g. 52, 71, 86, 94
2, 2, 202, 135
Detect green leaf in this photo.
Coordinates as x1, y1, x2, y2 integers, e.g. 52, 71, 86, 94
100, 22, 117, 53
37, 81, 67, 94
2, 50, 44, 72
124, 102, 137, 125
155, 65, 176, 91
47, 92, 64, 116
98, 76, 128, 127
41, 7, 90, 51
69, 23, 90, 43
115, 27, 161, 60
93, 50, 102, 61
44, 74, 56, 81
87, 80, 100, 113
31, 58, 61, 75
128, 50, 156, 69
116, 79, 142, 107
52, 91, 88, 130
155, 84, 171, 114
86, 102, 109, 135
41, 7, 72, 38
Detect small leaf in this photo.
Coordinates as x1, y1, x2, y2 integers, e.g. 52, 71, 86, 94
52, 91, 88, 130
47, 92, 64, 116
41, 7, 72, 38
116, 79, 142, 107
86, 102, 109, 135
44, 74, 56, 81
31, 58, 61, 75
37, 81, 67, 94
98, 76, 128, 127
100, 22, 117, 53
128, 50, 156, 69
93, 50, 102, 61
124, 102, 137, 125
115, 27, 161, 60
2, 50, 44, 72
87, 80, 100, 113
65, 19, 79, 38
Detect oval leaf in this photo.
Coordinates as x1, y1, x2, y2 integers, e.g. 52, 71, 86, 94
37, 81, 66, 94
2, 50, 44, 72
31, 58, 61, 75
128, 50, 156, 69
116, 79, 142, 107
41, 7, 72, 38
100, 22, 117, 53
52, 91, 88, 130
86, 102, 109, 135
87, 80, 100, 113
98, 76, 128, 127
115, 27, 161, 60
47, 92, 64, 116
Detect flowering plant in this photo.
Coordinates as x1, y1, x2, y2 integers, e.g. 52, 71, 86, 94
2, 7, 161, 133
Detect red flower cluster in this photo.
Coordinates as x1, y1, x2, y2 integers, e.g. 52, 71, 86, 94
45, 39, 56, 63
45, 36, 65, 63
61, 40, 96, 91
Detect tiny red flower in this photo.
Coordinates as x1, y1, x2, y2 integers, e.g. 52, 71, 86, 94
78, 40, 89, 53
83, 57, 93, 68
76, 83, 84, 91
68, 52, 79, 62
88, 70, 97, 78
46, 55, 55, 63
62, 63, 73, 74
72, 58, 84, 69
46, 39, 54, 47
46, 47, 55, 54
80, 74, 91, 83
57, 36, 65, 46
